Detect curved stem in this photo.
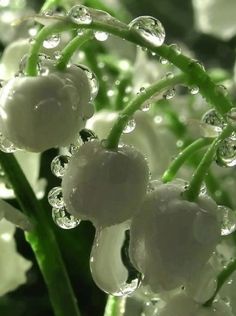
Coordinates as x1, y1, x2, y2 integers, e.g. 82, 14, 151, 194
0, 152, 80, 316
26, 17, 233, 115
41, 0, 62, 13
56, 30, 93, 71
104, 296, 126, 316
106, 73, 186, 149
162, 138, 213, 183
26, 21, 75, 76
184, 125, 233, 201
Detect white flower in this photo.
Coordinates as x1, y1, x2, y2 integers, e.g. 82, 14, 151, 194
0, 63, 91, 152
62, 140, 149, 227
129, 180, 221, 292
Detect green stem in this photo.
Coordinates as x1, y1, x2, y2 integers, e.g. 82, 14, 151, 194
104, 296, 126, 316
56, 30, 93, 71
184, 125, 233, 201
0, 152, 80, 316
162, 138, 213, 183
26, 21, 76, 76
27, 17, 233, 115
41, 0, 62, 13
204, 257, 236, 307
106, 73, 186, 149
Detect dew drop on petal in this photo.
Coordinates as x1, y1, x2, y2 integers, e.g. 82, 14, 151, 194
68, 5, 92, 25
129, 16, 165, 47
163, 88, 176, 100
51, 155, 70, 178
218, 205, 236, 236
52, 207, 80, 229
0, 134, 17, 153
216, 138, 236, 167
94, 31, 109, 41
123, 118, 136, 134
48, 187, 64, 208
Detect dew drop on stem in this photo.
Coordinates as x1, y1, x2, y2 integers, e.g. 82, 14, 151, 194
129, 16, 165, 47
43, 34, 60, 49
68, 5, 92, 25
216, 137, 236, 167
123, 118, 136, 134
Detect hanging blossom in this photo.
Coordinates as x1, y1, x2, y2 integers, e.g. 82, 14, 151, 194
0, 199, 32, 296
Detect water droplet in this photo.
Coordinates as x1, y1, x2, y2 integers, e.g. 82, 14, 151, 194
166, 72, 174, 79
202, 109, 224, 129
129, 16, 165, 47
216, 138, 236, 167
160, 57, 169, 64
215, 84, 228, 96
189, 59, 205, 72
68, 5, 92, 25
79, 128, 98, 143
218, 205, 236, 236
77, 29, 84, 36
77, 64, 98, 101
94, 31, 108, 41
123, 118, 136, 134
69, 144, 80, 155
52, 207, 80, 229
139, 87, 146, 94
141, 102, 150, 112
28, 26, 38, 37
227, 107, 236, 128
176, 139, 184, 148
189, 85, 199, 95
169, 43, 181, 55
51, 155, 70, 178
112, 277, 141, 296
163, 88, 176, 100
43, 34, 60, 49
0, 134, 17, 153
40, 66, 49, 76
52, 51, 60, 61
48, 187, 64, 208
